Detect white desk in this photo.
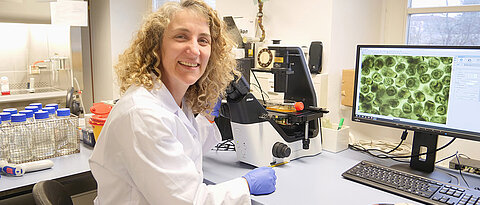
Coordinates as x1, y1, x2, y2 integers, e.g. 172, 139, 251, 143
203, 149, 480, 205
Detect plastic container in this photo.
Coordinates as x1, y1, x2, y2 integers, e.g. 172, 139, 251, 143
321, 124, 350, 153
89, 115, 108, 142
88, 103, 112, 142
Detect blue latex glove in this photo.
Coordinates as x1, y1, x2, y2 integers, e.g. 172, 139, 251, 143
210, 98, 222, 117
242, 167, 277, 195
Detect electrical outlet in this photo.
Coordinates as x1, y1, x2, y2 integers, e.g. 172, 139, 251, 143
29, 65, 40, 74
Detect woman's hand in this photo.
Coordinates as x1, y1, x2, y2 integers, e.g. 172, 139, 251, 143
204, 99, 221, 122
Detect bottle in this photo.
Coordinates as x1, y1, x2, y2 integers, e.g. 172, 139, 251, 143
19, 110, 35, 123
0, 112, 11, 126
56, 108, 77, 154
9, 114, 33, 163
33, 111, 55, 159
25, 106, 39, 113
42, 107, 56, 119
3, 108, 17, 115
1, 76, 10, 95
0, 113, 11, 162
29, 103, 42, 111
45, 104, 59, 111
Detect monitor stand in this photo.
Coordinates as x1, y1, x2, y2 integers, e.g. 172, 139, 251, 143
390, 131, 452, 183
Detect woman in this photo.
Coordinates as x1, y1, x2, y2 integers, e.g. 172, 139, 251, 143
89, 0, 276, 204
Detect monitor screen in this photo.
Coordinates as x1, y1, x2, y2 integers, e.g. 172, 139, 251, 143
352, 45, 480, 141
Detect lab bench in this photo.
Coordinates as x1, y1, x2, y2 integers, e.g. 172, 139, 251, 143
2, 143, 478, 205
203, 149, 480, 205
0, 144, 96, 204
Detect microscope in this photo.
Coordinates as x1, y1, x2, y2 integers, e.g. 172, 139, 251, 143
226, 45, 328, 167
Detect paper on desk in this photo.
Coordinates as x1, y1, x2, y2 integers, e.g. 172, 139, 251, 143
321, 118, 334, 129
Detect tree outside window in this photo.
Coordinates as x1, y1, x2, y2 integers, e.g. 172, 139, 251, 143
407, 0, 480, 45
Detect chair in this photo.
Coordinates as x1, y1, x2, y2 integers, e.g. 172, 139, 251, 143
32, 180, 73, 205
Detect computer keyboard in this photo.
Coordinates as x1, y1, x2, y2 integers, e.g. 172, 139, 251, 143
342, 160, 480, 205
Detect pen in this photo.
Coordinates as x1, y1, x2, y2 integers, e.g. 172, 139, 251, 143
269, 161, 289, 167
337, 118, 344, 130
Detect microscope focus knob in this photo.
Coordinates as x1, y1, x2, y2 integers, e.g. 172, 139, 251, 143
272, 142, 291, 158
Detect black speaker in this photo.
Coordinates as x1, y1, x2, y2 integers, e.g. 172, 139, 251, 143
308, 41, 323, 73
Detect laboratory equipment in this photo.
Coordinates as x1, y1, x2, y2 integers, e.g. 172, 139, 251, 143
0, 114, 9, 161
0, 159, 54, 176
3, 108, 17, 115
19, 110, 34, 123
30, 103, 42, 110
343, 160, 480, 205
9, 114, 33, 163
42, 107, 56, 118
0, 112, 11, 124
56, 108, 79, 154
1, 76, 10, 95
25, 106, 39, 113
88, 103, 112, 142
33, 111, 55, 158
226, 46, 328, 167
347, 45, 480, 203
45, 103, 59, 111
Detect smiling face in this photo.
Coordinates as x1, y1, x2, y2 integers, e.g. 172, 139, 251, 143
160, 9, 211, 100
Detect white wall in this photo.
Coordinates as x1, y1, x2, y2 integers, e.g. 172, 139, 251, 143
90, 0, 150, 102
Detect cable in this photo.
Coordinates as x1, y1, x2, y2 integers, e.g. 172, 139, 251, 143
380, 137, 456, 159
250, 70, 266, 104
74, 77, 85, 115
350, 136, 456, 160
386, 130, 408, 154
455, 152, 470, 188
435, 152, 458, 164
250, 83, 270, 100
214, 139, 235, 151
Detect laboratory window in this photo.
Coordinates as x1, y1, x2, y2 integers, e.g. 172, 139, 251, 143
406, 0, 480, 46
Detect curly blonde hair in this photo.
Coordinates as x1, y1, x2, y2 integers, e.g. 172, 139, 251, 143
115, 0, 239, 114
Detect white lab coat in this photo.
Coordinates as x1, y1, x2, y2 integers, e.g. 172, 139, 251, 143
89, 82, 251, 205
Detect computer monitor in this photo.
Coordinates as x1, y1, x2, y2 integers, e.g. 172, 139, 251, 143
352, 45, 480, 175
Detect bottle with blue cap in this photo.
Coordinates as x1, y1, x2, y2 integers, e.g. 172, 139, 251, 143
19, 110, 35, 123
33, 111, 55, 158
29, 103, 42, 110
42, 107, 56, 119
25, 106, 39, 113
0, 112, 11, 126
0, 112, 11, 162
9, 114, 33, 163
3, 108, 17, 115
45, 104, 59, 111
56, 108, 77, 154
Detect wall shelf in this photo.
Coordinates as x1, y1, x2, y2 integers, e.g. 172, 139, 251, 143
0, 88, 66, 103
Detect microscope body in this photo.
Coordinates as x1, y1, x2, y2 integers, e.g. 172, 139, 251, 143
227, 46, 328, 167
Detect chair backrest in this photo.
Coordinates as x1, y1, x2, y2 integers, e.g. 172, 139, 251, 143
32, 180, 73, 205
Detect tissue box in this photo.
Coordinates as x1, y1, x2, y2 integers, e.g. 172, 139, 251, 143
321, 124, 350, 153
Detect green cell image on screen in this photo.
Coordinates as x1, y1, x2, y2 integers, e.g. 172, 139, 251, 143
358, 55, 452, 124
